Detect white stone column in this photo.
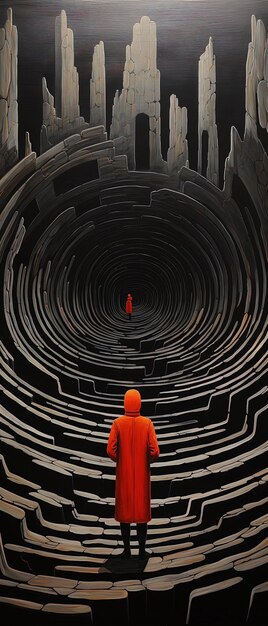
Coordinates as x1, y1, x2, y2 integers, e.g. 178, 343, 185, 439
198, 37, 219, 186
90, 41, 106, 129
41, 10, 88, 153
55, 10, 80, 122
245, 16, 268, 136
110, 15, 166, 172
168, 94, 189, 175
0, 8, 18, 177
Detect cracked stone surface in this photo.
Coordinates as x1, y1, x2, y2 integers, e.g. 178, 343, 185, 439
246, 16, 268, 136
55, 10, 80, 122
90, 41, 106, 129
198, 37, 219, 186
0, 8, 18, 177
167, 94, 189, 175
224, 15, 268, 245
110, 15, 166, 172
41, 10, 88, 154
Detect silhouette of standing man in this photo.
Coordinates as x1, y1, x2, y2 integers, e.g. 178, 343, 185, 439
126, 293, 133, 320
107, 389, 160, 559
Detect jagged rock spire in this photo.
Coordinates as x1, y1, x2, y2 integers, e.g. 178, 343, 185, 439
110, 15, 166, 172
245, 15, 268, 137
24, 131, 32, 156
198, 37, 219, 186
55, 10, 80, 121
168, 94, 189, 175
40, 10, 88, 153
90, 41, 106, 129
0, 8, 18, 177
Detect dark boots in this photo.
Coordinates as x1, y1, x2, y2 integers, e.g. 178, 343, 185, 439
119, 522, 149, 559
137, 522, 150, 558
120, 523, 131, 557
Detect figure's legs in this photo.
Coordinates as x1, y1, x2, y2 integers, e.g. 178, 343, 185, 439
120, 522, 131, 557
137, 523, 149, 558
129, 313, 131, 320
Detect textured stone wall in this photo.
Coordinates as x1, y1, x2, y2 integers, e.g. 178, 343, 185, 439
224, 15, 268, 248
246, 16, 268, 137
198, 37, 219, 186
0, 8, 18, 177
167, 94, 188, 175
41, 77, 57, 152
55, 10, 80, 122
110, 15, 166, 172
41, 10, 88, 153
90, 41, 106, 129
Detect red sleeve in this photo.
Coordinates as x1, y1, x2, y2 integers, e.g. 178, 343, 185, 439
148, 420, 160, 463
107, 421, 118, 462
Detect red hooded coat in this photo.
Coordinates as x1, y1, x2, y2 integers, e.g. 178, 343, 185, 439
126, 294, 133, 314
107, 389, 160, 523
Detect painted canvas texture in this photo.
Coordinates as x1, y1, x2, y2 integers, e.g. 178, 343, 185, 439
0, 1, 268, 625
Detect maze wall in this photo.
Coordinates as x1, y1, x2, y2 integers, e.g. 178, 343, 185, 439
0, 123, 268, 625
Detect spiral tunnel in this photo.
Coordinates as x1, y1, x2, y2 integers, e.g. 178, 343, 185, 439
7, 176, 249, 389
0, 127, 268, 625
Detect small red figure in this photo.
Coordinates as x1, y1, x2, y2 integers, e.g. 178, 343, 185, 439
126, 293, 133, 320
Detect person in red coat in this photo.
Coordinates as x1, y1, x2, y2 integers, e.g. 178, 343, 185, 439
107, 389, 160, 559
126, 293, 133, 319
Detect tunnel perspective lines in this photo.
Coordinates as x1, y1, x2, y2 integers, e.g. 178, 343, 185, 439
0, 127, 268, 625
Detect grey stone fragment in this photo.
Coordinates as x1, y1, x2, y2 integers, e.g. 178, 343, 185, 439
64, 134, 81, 148
246, 44, 257, 122
264, 43, 268, 82
0, 99, 8, 142
257, 80, 268, 128
255, 19, 266, 81
0, 28, 5, 49
25, 131, 32, 157
0, 41, 11, 99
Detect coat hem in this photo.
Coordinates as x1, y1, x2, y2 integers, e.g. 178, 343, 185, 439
115, 517, 152, 523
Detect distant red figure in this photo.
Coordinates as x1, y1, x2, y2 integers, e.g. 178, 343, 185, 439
126, 293, 133, 319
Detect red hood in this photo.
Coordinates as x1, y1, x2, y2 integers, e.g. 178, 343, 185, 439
124, 389, 141, 416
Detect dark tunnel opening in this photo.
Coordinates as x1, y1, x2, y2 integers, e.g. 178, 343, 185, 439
201, 130, 209, 178
53, 159, 99, 195
135, 113, 150, 170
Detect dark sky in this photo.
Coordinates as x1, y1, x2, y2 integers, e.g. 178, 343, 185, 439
2, 0, 268, 182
